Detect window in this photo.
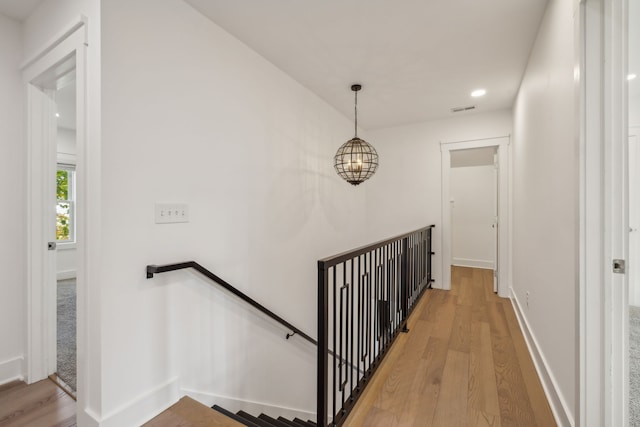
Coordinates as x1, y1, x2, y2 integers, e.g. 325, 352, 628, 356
56, 164, 75, 243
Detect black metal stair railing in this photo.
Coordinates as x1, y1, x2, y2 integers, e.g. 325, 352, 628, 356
146, 225, 435, 427
317, 225, 435, 427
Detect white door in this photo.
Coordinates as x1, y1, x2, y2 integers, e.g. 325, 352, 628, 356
26, 83, 59, 381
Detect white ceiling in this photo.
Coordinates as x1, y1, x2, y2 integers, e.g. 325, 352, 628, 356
185, 0, 549, 129
0, 0, 42, 21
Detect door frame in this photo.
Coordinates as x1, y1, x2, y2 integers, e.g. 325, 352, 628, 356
441, 136, 510, 298
630, 129, 639, 306
22, 18, 87, 396
578, 0, 628, 425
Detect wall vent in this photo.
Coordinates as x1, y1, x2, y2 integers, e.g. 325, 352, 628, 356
451, 105, 476, 113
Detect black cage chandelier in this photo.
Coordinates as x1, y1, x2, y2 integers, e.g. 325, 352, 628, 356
334, 84, 378, 186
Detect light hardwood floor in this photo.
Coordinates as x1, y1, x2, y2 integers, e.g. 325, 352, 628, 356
343, 266, 556, 427
0, 379, 76, 427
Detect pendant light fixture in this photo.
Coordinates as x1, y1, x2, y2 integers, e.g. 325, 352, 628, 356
334, 84, 378, 185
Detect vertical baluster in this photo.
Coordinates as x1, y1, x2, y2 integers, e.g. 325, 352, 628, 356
393, 241, 398, 331
424, 234, 427, 284
367, 250, 372, 372
357, 255, 362, 389
345, 259, 351, 399
428, 228, 433, 287
349, 257, 355, 398
332, 266, 337, 425
413, 238, 420, 292
340, 263, 346, 409
317, 261, 328, 427
391, 241, 396, 331
385, 243, 390, 341
401, 236, 408, 329
373, 248, 378, 350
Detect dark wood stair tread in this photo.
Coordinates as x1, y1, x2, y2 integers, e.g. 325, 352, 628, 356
258, 413, 294, 427
211, 404, 261, 427
237, 410, 279, 427
277, 415, 305, 427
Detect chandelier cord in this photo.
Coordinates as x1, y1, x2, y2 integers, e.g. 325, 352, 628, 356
354, 90, 358, 138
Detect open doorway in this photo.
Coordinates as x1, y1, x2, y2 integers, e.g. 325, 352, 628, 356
54, 78, 78, 395
22, 22, 86, 412
449, 146, 498, 292
25, 61, 78, 397
441, 136, 510, 297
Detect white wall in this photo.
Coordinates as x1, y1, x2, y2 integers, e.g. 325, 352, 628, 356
511, 0, 576, 423
450, 164, 496, 269
57, 127, 76, 162
0, 13, 25, 385
99, 0, 370, 424
365, 109, 513, 288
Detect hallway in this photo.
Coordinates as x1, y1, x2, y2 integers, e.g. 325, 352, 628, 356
343, 267, 555, 427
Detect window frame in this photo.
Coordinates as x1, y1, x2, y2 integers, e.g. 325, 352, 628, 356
56, 162, 76, 244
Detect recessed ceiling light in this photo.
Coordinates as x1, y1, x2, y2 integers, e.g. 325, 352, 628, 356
471, 89, 486, 97
628, 73, 637, 81
55, 113, 60, 117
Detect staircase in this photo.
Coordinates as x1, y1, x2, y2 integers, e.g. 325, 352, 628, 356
212, 405, 317, 427
147, 225, 435, 427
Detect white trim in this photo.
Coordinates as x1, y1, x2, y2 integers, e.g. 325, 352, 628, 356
183, 388, 316, 422
57, 270, 76, 281
441, 136, 510, 298
83, 377, 180, 427
20, 15, 87, 71
451, 258, 494, 270
578, 0, 629, 425
0, 357, 24, 385
510, 289, 573, 427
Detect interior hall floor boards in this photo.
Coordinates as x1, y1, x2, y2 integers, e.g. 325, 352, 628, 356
0, 379, 76, 426
343, 266, 556, 427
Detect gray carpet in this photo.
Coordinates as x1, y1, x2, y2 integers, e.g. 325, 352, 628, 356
631, 306, 640, 426
57, 279, 76, 391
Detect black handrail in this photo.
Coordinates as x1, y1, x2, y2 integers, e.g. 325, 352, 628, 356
146, 261, 316, 345
318, 225, 436, 267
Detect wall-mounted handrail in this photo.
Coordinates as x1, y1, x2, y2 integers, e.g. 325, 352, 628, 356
146, 261, 316, 345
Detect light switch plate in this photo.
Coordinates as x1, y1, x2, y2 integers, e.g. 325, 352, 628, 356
155, 203, 189, 224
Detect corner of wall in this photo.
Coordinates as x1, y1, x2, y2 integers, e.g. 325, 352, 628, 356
86, 377, 180, 427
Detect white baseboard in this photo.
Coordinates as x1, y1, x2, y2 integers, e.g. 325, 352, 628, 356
183, 388, 316, 423
452, 258, 494, 270
86, 377, 180, 427
509, 288, 574, 427
0, 356, 24, 385
57, 270, 76, 280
